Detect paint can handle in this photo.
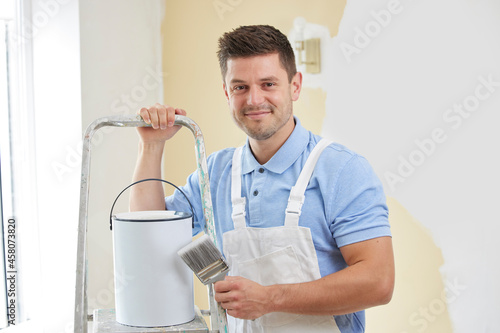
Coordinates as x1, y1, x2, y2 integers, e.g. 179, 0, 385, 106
109, 178, 194, 230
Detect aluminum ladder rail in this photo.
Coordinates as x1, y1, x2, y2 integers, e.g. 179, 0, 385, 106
73, 114, 227, 332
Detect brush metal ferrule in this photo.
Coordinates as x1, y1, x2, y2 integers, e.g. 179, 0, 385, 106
196, 258, 229, 285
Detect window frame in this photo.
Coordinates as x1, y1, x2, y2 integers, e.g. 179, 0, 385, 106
0, 0, 43, 330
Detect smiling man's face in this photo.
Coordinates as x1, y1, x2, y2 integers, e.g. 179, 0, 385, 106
224, 53, 301, 142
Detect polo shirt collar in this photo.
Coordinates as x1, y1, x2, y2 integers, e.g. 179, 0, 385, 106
241, 117, 309, 175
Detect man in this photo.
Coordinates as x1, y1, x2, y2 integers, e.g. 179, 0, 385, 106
131, 25, 394, 332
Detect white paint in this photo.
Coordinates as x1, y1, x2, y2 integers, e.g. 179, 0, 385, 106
291, 0, 500, 331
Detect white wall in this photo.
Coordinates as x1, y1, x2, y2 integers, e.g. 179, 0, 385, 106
292, 0, 500, 332
79, 0, 166, 319
19, 1, 165, 332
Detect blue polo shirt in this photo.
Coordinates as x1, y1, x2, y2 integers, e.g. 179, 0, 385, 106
165, 117, 390, 332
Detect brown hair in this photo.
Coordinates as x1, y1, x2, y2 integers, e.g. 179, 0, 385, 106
217, 25, 297, 83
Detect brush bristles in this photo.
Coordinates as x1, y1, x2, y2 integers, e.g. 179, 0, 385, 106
177, 234, 227, 274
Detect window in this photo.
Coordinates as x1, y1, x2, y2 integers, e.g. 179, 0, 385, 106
0, 0, 42, 329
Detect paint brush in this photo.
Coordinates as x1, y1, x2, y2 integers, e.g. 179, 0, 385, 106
177, 234, 230, 285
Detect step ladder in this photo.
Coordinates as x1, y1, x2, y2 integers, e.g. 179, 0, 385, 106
73, 115, 227, 333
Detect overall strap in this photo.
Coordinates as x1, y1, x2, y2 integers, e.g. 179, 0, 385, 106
285, 139, 333, 227
231, 146, 246, 229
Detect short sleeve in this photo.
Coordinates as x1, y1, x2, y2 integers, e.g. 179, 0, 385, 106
165, 170, 206, 236
329, 155, 391, 247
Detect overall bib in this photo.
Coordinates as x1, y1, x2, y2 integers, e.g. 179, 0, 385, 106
223, 139, 341, 333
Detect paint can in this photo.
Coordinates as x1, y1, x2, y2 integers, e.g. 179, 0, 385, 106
110, 179, 195, 327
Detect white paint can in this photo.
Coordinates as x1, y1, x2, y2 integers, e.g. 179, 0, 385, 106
112, 210, 194, 327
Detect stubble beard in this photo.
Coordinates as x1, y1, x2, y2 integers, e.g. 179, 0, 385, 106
235, 101, 293, 141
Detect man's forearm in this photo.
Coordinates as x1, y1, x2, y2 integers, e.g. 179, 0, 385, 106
266, 258, 393, 316
215, 237, 395, 319
129, 141, 167, 211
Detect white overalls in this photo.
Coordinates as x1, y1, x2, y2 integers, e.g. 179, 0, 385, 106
223, 139, 341, 333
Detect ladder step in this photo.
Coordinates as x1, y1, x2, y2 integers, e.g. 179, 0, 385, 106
92, 307, 209, 332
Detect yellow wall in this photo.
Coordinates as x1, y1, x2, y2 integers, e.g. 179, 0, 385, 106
369, 198, 452, 332
160, 0, 344, 187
